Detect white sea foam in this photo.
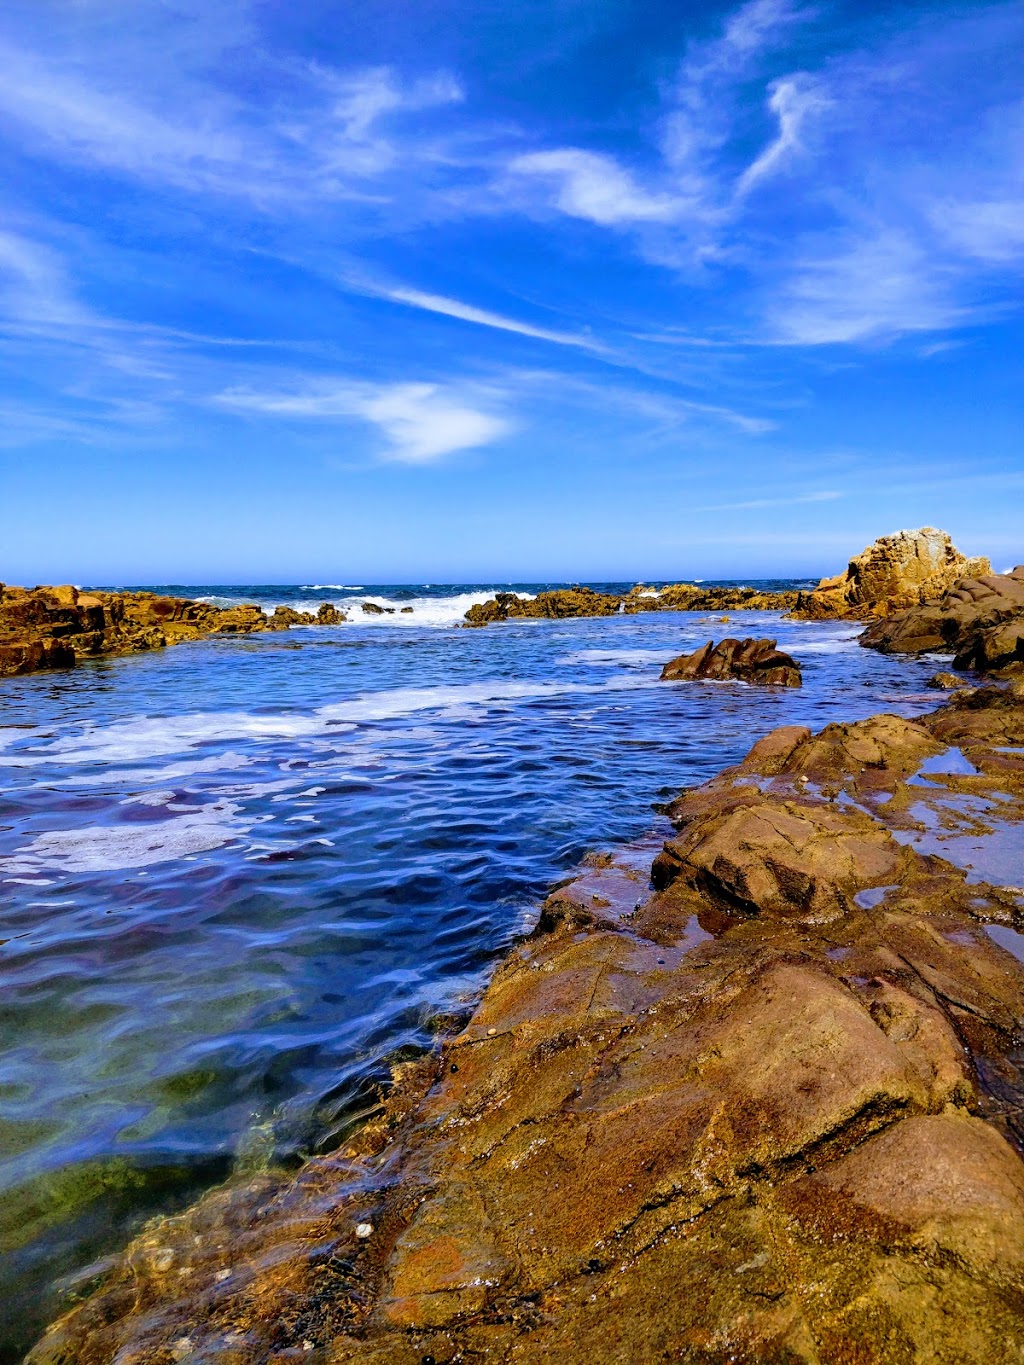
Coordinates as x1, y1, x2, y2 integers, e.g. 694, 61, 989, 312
2, 799, 254, 873
302, 585, 364, 590
557, 648, 673, 668
262, 589, 534, 628
1, 676, 656, 768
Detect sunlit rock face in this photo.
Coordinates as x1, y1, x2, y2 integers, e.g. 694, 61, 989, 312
0, 583, 348, 676
861, 565, 1024, 674
29, 684, 1024, 1365
793, 527, 991, 621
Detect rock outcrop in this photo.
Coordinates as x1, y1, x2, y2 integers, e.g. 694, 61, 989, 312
465, 584, 799, 626
0, 585, 349, 677
661, 637, 802, 687
793, 528, 990, 621
29, 686, 1024, 1365
861, 566, 1024, 674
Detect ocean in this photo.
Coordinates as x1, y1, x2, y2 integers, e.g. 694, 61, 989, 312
0, 582, 947, 1358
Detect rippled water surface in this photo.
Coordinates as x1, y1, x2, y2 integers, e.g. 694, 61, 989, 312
0, 587, 944, 1357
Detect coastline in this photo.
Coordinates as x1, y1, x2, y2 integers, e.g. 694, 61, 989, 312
28, 679, 1024, 1364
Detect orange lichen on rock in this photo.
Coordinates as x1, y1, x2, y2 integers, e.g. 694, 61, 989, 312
28, 688, 1024, 1365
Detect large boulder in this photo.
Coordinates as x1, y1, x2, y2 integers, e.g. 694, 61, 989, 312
661, 637, 802, 687
861, 566, 1024, 672
793, 528, 990, 620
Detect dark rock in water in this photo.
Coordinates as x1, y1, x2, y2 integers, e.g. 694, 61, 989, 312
400, 606, 414, 613
661, 637, 802, 687
361, 601, 394, 615
928, 670, 965, 690
791, 527, 989, 621
30, 686, 1024, 1364
861, 565, 1024, 674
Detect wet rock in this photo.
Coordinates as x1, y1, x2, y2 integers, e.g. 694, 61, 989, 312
465, 585, 799, 626
792, 528, 989, 621
361, 602, 394, 615
271, 606, 316, 627
929, 670, 966, 689
316, 603, 347, 624
661, 637, 802, 687
27, 688, 1024, 1365
860, 565, 1024, 673
0, 584, 353, 677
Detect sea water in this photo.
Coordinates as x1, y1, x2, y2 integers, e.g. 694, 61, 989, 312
0, 584, 944, 1357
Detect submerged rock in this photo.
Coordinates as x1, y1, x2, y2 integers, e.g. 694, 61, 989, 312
29, 685, 1024, 1364
661, 637, 802, 687
792, 527, 990, 621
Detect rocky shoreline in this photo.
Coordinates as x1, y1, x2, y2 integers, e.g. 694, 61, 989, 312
27, 677, 1024, 1364
0, 584, 353, 678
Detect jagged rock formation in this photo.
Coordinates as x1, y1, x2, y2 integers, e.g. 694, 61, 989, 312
661, 637, 802, 687
29, 685, 1024, 1365
0, 584, 348, 677
465, 584, 799, 626
861, 566, 1024, 674
793, 528, 990, 621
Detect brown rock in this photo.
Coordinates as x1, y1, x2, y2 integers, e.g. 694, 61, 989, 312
928, 670, 965, 689
861, 565, 1024, 672
465, 585, 800, 625
316, 602, 347, 624
793, 528, 990, 621
661, 636, 802, 687
0, 584, 359, 677
270, 605, 315, 627
26, 687, 1024, 1365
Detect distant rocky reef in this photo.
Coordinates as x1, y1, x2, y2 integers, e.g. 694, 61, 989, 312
0, 584, 347, 678
464, 582, 799, 625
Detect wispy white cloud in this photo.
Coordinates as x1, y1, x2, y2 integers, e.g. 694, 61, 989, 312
507, 149, 683, 226
736, 74, 828, 193
0, 38, 462, 202
374, 284, 608, 352
216, 379, 510, 463
690, 489, 842, 512
769, 230, 966, 345
0, 230, 94, 327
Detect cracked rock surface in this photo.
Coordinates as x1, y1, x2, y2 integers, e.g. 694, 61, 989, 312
29, 688, 1024, 1364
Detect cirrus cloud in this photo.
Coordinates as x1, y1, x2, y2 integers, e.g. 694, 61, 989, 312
215, 379, 511, 463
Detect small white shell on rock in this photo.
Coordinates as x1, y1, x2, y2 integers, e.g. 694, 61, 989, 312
355, 1222, 374, 1239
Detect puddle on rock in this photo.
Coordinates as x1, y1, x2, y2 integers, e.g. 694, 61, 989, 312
985, 924, 1024, 963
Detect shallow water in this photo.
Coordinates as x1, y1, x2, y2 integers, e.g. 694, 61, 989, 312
0, 591, 940, 1357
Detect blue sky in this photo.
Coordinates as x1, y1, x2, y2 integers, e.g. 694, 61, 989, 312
1, 0, 1021, 583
